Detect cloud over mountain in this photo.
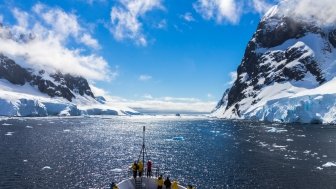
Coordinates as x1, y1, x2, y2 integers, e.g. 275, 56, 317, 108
276, 0, 336, 26
0, 3, 112, 80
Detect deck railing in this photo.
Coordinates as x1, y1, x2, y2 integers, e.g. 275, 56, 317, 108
128, 167, 160, 178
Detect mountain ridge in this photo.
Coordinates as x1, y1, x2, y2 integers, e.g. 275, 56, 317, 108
213, 5, 336, 124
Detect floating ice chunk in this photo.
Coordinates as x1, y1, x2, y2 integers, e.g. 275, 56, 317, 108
322, 155, 328, 158
63, 129, 71, 132
303, 150, 311, 154
26, 126, 33, 129
297, 135, 306, 137
322, 162, 336, 167
286, 139, 294, 142
259, 142, 269, 147
23, 160, 28, 162
210, 130, 220, 134
111, 168, 123, 172
42, 166, 52, 170
5, 132, 14, 136
266, 127, 287, 133
316, 167, 323, 170
272, 144, 287, 148
2, 123, 12, 126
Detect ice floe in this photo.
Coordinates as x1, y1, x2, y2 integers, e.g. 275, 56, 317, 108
5, 132, 14, 136
322, 162, 336, 167
42, 166, 52, 170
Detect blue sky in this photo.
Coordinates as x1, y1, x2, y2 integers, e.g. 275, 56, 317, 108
0, 0, 276, 113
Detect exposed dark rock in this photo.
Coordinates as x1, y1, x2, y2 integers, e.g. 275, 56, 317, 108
0, 54, 95, 102
218, 9, 331, 116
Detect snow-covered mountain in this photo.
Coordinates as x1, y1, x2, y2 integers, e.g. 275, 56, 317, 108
213, 5, 336, 124
0, 54, 139, 116
0, 23, 139, 117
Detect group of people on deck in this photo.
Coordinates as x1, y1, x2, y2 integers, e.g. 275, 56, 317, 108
131, 160, 152, 178
156, 175, 195, 189
131, 160, 195, 189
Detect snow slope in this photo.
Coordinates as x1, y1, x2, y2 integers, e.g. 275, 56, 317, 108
213, 5, 336, 124
0, 79, 139, 116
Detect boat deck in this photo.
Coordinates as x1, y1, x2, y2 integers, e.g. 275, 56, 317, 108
117, 177, 186, 189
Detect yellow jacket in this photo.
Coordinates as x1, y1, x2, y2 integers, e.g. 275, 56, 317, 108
157, 177, 164, 186
172, 181, 178, 189
138, 161, 143, 171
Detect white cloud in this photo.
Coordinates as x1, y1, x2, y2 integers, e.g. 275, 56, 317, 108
207, 93, 213, 98
110, 0, 163, 46
12, 8, 29, 32
0, 4, 110, 80
90, 84, 109, 97
193, 0, 336, 26
139, 74, 152, 81
252, 0, 273, 14
277, 0, 336, 26
228, 71, 237, 85
181, 12, 195, 22
80, 33, 100, 49
193, 0, 241, 24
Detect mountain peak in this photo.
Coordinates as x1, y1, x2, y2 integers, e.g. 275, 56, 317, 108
213, 5, 336, 124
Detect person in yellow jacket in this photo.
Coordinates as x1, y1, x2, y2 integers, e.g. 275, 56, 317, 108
131, 161, 138, 179
156, 175, 164, 189
138, 161, 144, 177
172, 180, 178, 189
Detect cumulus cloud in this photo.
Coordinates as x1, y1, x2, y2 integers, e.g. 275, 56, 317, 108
193, 0, 241, 24
139, 74, 152, 81
193, 0, 336, 26
252, 0, 273, 14
193, 0, 278, 24
110, 0, 163, 46
80, 33, 100, 49
277, 0, 336, 26
181, 12, 195, 22
0, 3, 110, 80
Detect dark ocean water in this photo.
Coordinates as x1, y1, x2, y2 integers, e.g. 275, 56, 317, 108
1, 116, 336, 189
